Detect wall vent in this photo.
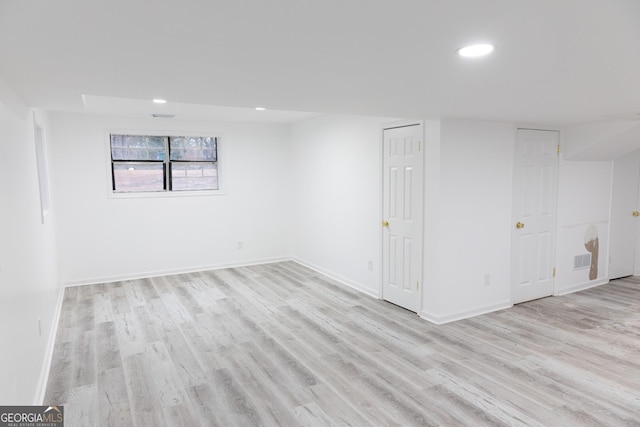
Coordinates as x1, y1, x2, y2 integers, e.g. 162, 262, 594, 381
573, 253, 592, 270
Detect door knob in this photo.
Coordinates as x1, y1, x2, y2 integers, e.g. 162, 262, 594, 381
515, 221, 525, 229
633, 211, 640, 217
382, 220, 389, 227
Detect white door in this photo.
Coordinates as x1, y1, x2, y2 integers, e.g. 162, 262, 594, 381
382, 124, 423, 312
609, 151, 640, 279
511, 129, 559, 304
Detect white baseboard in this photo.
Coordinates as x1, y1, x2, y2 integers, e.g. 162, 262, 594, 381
63, 256, 291, 287
291, 258, 381, 299
33, 285, 65, 405
554, 278, 608, 296
419, 300, 513, 325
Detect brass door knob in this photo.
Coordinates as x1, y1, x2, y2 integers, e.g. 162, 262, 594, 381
633, 211, 640, 217
382, 220, 389, 227
515, 221, 525, 229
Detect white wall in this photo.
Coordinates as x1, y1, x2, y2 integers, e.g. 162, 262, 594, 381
0, 79, 60, 404
422, 120, 442, 315
290, 115, 394, 297
422, 119, 515, 323
0, 97, 624, 403
47, 111, 621, 326
48, 112, 292, 285
424, 122, 615, 320
290, 117, 516, 321
555, 158, 613, 294
564, 121, 640, 161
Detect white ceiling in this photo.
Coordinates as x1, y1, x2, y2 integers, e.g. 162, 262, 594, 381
0, 0, 639, 125
82, 95, 320, 123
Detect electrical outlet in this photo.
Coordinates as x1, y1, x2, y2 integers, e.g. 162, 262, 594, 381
368, 260, 373, 271
237, 241, 243, 250
484, 274, 491, 286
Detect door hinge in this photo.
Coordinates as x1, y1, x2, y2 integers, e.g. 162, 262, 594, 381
557, 145, 560, 155
418, 141, 421, 151
552, 267, 556, 277
416, 281, 419, 290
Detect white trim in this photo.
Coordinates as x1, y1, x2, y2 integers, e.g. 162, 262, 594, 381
606, 160, 616, 280
558, 219, 610, 229
63, 256, 291, 287
108, 189, 227, 199
419, 300, 513, 325
514, 125, 563, 133
292, 257, 381, 299
104, 129, 226, 199
33, 286, 65, 405
554, 279, 608, 296
381, 119, 424, 131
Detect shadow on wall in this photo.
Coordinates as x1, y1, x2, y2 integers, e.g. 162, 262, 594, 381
584, 225, 599, 281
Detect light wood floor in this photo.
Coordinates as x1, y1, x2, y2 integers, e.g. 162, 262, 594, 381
45, 262, 640, 426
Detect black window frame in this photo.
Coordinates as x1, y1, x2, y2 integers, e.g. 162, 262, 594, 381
110, 134, 218, 193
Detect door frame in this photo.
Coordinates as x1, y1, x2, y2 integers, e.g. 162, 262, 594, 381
510, 127, 560, 304
609, 151, 640, 279
379, 120, 425, 313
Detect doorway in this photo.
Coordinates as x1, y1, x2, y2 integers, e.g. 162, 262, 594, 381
381, 123, 423, 312
609, 151, 640, 279
511, 129, 559, 304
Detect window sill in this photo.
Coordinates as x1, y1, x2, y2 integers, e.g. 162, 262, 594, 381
108, 189, 227, 199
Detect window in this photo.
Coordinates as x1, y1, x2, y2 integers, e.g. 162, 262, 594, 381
110, 134, 218, 193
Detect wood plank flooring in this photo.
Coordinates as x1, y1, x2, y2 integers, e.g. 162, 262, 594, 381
45, 262, 640, 426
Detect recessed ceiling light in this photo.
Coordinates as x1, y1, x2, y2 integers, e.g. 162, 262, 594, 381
255, 107, 266, 111
153, 99, 167, 104
457, 44, 494, 58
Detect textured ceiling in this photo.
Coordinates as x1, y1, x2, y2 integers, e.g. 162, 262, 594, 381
0, 0, 639, 124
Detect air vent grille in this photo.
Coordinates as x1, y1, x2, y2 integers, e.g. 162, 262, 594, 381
573, 253, 592, 270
